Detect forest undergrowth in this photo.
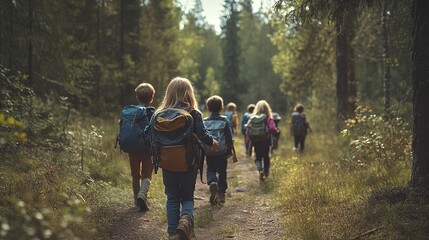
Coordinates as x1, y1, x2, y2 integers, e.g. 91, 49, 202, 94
267, 106, 429, 240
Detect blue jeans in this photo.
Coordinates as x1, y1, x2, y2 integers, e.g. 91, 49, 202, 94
162, 169, 197, 233
206, 157, 228, 193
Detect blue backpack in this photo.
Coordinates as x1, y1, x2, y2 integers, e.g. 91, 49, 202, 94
291, 112, 307, 136
116, 105, 153, 153
224, 111, 234, 126
203, 117, 228, 157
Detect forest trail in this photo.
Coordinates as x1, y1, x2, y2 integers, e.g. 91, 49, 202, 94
109, 150, 285, 240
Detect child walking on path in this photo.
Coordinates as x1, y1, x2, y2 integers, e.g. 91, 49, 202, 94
247, 100, 279, 182
291, 104, 311, 153
203, 95, 234, 205
148, 77, 219, 240
118, 83, 155, 211
224, 102, 239, 135
241, 104, 255, 157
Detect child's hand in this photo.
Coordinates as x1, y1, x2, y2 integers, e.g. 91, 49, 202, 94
211, 140, 219, 150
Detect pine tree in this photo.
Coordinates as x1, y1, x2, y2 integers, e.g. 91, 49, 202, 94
221, 0, 241, 105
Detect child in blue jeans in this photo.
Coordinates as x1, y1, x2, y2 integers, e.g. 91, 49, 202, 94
204, 95, 234, 205
151, 77, 219, 240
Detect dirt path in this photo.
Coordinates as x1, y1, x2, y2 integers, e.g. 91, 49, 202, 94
109, 153, 285, 240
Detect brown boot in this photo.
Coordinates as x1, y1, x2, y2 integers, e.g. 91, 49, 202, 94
209, 182, 218, 205
168, 232, 180, 240
218, 192, 225, 204
176, 214, 193, 240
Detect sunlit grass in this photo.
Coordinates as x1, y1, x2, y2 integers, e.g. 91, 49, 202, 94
194, 208, 214, 228
268, 120, 413, 239
218, 225, 237, 235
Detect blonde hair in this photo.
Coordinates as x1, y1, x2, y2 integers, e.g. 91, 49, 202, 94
226, 102, 237, 111
135, 83, 155, 104
253, 100, 273, 118
157, 77, 199, 112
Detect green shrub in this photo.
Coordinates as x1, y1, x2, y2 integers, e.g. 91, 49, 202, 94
342, 106, 411, 168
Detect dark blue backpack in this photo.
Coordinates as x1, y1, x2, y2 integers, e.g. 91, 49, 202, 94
291, 112, 306, 136
203, 117, 228, 157
116, 105, 152, 153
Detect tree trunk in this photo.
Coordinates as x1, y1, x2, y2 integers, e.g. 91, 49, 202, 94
28, 0, 33, 119
8, 0, 14, 70
382, 0, 391, 116
336, 18, 356, 126
28, 0, 33, 88
119, 0, 125, 106
410, 0, 429, 190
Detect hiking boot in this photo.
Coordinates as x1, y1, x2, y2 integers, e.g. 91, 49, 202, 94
209, 182, 219, 205
176, 214, 193, 240
259, 170, 265, 182
137, 178, 151, 212
132, 179, 140, 207
168, 232, 180, 240
137, 197, 149, 212
218, 192, 226, 204
264, 170, 269, 179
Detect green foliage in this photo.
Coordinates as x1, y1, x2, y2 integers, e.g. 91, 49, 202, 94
0, 197, 89, 239
341, 106, 411, 169
270, 9, 336, 111
238, 6, 287, 112
0, 66, 135, 239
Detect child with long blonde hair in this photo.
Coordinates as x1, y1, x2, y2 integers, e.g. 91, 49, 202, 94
152, 77, 219, 240
248, 100, 279, 181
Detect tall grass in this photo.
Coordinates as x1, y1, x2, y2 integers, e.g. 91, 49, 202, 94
267, 106, 413, 239
0, 109, 167, 239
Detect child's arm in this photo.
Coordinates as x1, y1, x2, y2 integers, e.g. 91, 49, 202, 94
192, 110, 219, 148
267, 117, 280, 134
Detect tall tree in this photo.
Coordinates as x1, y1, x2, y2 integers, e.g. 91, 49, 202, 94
178, 0, 206, 94
221, 0, 241, 105
336, 12, 357, 121
239, 3, 287, 112
275, 0, 360, 122
271, 2, 337, 115
199, 27, 223, 102
381, 0, 391, 115
410, 0, 429, 190
139, 0, 181, 104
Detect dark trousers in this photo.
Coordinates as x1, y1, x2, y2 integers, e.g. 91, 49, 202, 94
294, 134, 306, 152
206, 157, 228, 193
253, 140, 270, 175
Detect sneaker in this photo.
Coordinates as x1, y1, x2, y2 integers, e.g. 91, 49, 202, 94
259, 171, 265, 182
176, 214, 193, 240
209, 182, 219, 205
137, 197, 149, 212
218, 192, 225, 203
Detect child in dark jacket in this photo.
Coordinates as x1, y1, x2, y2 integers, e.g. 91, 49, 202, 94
204, 95, 234, 205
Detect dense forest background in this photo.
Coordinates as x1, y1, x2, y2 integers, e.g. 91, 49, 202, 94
0, 0, 412, 116
2, 0, 428, 239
